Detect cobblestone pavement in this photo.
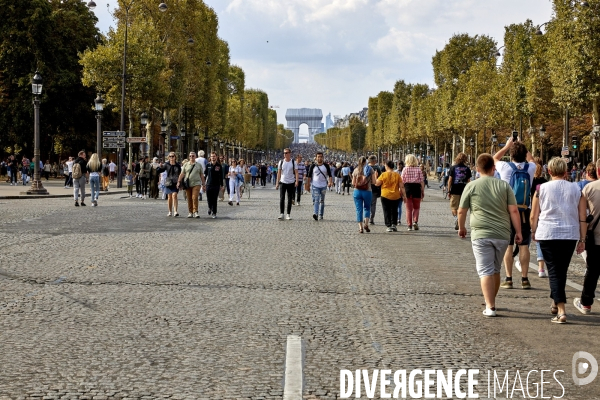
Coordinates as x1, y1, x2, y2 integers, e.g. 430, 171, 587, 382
1, 184, 599, 399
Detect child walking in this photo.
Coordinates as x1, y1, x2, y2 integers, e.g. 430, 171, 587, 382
125, 169, 134, 197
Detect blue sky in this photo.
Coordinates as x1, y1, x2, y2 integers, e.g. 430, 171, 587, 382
94, 0, 554, 126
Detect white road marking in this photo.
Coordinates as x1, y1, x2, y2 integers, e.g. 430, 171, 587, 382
283, 335, 303, 400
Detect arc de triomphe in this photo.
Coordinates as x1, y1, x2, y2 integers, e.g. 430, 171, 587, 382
285, 108, 323, 144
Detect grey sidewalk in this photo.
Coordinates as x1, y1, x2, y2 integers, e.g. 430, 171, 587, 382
0, 185, 598, 399
0, 178, 127, 199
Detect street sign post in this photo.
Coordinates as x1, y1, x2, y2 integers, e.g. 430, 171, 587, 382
126, 137, 147, 143
102, 131, 126, 149
561, 150, 570, 156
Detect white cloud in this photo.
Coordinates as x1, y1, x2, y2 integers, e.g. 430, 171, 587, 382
372, 28, 441, 62
95, 0, 554, 125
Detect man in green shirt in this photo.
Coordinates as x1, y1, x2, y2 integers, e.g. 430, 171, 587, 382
458, 154, 523, 317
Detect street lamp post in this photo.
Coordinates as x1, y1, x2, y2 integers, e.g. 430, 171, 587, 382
180, 128, 186, 157
491, 132, 498, 154
95, 93, 104, 157
160, 120, 168, 161
539, 125, 546, 163
26, 71, 48, 195
140, 111, 149, 157
87, 1, 168, 186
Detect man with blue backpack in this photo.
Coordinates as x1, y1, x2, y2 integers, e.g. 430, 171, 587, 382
493, 136, 536, 289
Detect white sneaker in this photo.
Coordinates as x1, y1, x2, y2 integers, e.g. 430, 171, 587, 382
167, 212, 172, 216
538, 269, 548, 278
187, 212, 193, 218
483, 308, 497, 317
193, 212, 199, 218
278, 214, 284, 220
286, 214, 291, 220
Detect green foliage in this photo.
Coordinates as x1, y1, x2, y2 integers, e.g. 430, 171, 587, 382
0, 0, 100, 156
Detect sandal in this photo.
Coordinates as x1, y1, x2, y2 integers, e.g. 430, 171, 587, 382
359, 228, 364, 233
551, 314, 567, 324
364, 225, 370, 233
551, 304, 558, 315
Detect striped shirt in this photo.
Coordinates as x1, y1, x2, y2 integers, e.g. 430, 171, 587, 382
297, 163, 306, 181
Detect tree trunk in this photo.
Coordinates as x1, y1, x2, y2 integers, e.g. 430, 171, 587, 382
529, 116, 535, 156
593, 99, 599, 163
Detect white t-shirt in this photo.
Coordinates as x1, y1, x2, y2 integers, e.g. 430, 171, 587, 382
109, 162, 116, 172
67, 161, 74, 173
279, 159, 297, 184
496, 160, 536, 185
311, 164, 329, 188
535, 180, 581, 240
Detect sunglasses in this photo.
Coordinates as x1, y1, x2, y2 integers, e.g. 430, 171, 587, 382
284, 152, 290, 154
169, 155, 175, 158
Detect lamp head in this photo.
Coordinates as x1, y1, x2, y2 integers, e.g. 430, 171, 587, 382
94, 93, 104, 112
32, 71, 43, 95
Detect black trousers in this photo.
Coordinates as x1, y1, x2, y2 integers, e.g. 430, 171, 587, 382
280, 183, 295, 214
539, 240, 577, 305
296, 180, 303, 203
135, 177, 141, 194
342, 176, 351, 193
582, 242, 600, 306
11, 170, 17, 184
225, 178, 230, 195
207, 185, 220, 215
140, 177, 149, 196
251, 176, 257, 186
261, 174, 267, 186
381, 197, 400, 227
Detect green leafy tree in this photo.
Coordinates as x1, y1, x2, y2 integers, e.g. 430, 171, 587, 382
0, 0, 100, 157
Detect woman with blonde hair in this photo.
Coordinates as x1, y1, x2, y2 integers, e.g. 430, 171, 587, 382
86, 153, 102, 206
530, 157, 587, 323
401, 154, 424, 230
352, 156, 377, 233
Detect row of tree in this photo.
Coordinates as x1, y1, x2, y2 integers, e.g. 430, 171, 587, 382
318, 0, 600, 164
0, 0, 290, 161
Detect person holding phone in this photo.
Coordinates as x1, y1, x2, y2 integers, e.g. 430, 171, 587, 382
493, 136, 536, 289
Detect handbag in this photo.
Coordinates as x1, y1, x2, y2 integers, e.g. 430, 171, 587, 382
182, 163, 195, 190
586, 214, 600, 246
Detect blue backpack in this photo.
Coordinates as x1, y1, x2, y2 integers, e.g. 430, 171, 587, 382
508, 162, 531, 209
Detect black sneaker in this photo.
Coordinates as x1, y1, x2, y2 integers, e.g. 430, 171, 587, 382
454, 219, 459, 230
313, 214, 318, 221
80, 202, 86, 206
74, 201, 79, 207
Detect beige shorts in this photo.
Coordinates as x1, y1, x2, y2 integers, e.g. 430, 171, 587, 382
450, 194, 461, 210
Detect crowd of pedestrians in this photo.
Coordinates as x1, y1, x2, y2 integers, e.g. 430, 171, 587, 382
2, 140, 599, 324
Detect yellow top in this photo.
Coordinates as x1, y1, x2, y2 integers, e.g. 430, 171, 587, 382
379, 171, 402, 200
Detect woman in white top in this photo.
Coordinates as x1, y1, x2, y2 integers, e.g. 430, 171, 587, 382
228, 159, 242, 206
530, 157, 587, 324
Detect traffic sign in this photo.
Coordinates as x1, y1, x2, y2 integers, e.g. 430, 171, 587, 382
562, 146, 569, 152
103, 131, 126, 137
561, 150, 570, 156
103, 143, 125, 149
170, 136, 180, 140
126, 137, 147, 143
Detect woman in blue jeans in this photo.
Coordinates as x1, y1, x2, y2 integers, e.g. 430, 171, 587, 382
352, 156, 377, 233
86, 153, 102, 206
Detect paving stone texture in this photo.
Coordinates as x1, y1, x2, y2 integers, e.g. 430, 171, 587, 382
0, 183, 599, 399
